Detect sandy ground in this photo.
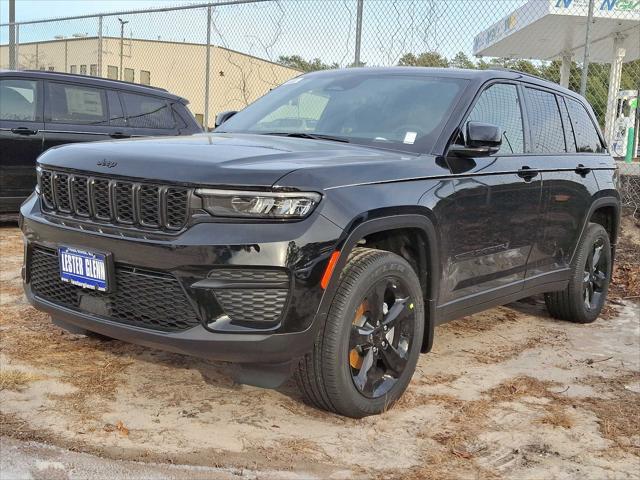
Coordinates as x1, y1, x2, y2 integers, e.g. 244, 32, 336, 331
1, 216, 639, 479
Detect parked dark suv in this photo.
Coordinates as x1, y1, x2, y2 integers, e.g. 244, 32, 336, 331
1, 70, 202, 213
21, 68, 619, 417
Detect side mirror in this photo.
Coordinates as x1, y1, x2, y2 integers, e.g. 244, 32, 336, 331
214, 110, 238, 129
448, 121, 501, 157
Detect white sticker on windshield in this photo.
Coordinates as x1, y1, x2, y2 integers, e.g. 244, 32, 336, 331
403, 131, 417, 144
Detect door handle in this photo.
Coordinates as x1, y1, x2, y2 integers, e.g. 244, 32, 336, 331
575, 164, 591, 177
11, 127, 38, 135
517, 166, 539, 182
109, 132, 130, 139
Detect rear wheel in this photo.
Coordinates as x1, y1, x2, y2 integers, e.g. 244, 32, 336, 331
295, 248, 424, 418
544, 223, 612, 324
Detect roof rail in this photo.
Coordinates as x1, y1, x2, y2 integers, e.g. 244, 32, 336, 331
490, 66, 555, 84
21, 70, 169, 92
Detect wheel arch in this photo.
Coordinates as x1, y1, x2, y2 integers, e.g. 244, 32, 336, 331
573, 196, 621, 263
318, 209, 440, 353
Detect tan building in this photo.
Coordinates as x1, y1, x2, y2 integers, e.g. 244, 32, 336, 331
0, 36, 300, 128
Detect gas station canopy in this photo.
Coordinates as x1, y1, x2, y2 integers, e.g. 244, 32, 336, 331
473, 0, 639, 154
473, 0, 639, 63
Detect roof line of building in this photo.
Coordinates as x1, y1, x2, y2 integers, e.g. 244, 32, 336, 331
0, 36, 302, 73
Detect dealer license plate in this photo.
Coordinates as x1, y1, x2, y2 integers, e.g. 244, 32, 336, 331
58, 246, 109, 291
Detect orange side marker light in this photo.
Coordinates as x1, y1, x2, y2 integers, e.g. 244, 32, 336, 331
320, 251, 341, 290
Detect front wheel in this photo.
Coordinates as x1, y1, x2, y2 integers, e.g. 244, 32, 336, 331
544, 223, 612, 324
295, 248, 425, 418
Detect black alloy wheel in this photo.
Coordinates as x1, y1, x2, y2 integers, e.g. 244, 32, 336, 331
348, 277, 416, 398
582, 237, 608, 312
545, 223, 612, 324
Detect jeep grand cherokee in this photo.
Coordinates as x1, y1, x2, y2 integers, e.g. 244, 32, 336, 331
21, 68, 620, 418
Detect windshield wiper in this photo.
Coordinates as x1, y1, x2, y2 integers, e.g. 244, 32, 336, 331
259, 132, 350, 143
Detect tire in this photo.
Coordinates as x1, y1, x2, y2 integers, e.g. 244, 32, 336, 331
544, 223, 612, 324
295, 247, 425, 418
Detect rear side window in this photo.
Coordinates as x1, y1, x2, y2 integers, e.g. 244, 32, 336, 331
107, 90, 126, 126
565, 98, 605, 153
172, 104, 188, 129
468, 83, 524, 154
121, 93, 174, 129
525, 87, 566, 154
47, 82, 107, 125
0, 79, 40, 121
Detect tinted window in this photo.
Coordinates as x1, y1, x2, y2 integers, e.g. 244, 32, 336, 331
525, 88, 566, 154
0, 79, 39, 121
48, 82, 107, 125
107, 90, 126, 126
468, 83, 524, 154
121, 93, 174, 129
566, 98, 604, 153
220, 74, 467, 154
558, 97, 576, 153
172, 105, 188, 129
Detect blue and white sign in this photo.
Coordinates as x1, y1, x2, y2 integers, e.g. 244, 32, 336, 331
58, 246, 108, 291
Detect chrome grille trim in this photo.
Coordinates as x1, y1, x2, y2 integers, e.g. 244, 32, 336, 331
37, 168, 190, 231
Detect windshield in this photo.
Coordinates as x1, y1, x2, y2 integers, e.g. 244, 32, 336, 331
218, 72, 467, 153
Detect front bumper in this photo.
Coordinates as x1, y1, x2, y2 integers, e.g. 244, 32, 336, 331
20, 194, 342, 365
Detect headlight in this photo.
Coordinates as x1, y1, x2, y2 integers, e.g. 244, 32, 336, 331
195, 189, 321, 219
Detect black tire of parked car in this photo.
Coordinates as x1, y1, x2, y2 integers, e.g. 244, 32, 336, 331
544, 223, 612, 324
295, 247, 425, 418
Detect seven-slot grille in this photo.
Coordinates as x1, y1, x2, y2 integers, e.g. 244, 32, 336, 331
38, 168, 190, 231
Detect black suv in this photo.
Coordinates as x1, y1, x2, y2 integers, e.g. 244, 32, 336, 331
1, 70, 202, 213
20, 68, 620, 418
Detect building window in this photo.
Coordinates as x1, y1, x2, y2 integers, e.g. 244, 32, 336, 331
140, 70, 151, 86
48, 66, 55, 71
90, 64, 97, 76
70, 65, 77, 74
39, 66, 46, 71
80, 64, 87, 75
124, 68, 134, 83
195, 113, 204, 126
107, 65, 118, 80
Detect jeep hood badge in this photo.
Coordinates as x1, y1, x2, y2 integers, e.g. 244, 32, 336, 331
97, 159, 117, 168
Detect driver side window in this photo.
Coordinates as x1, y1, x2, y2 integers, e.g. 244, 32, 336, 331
468, 83, 524, 155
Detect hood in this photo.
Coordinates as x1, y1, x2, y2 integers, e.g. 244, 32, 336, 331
37, 133, 432, 190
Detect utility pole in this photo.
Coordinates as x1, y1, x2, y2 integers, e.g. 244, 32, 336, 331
118, 17, 129, 81
354, 0, 364, 67
9, 0, 16, 69
204, 6, 212, 130
580, 0, 595, 96
98, 16, 103, 77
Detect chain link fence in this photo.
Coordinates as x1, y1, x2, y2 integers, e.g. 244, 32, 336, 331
618, 161, 640, 217
1, 0, 638, 205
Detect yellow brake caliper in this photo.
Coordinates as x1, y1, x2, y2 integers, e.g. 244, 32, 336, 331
349, 301, 366, 369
